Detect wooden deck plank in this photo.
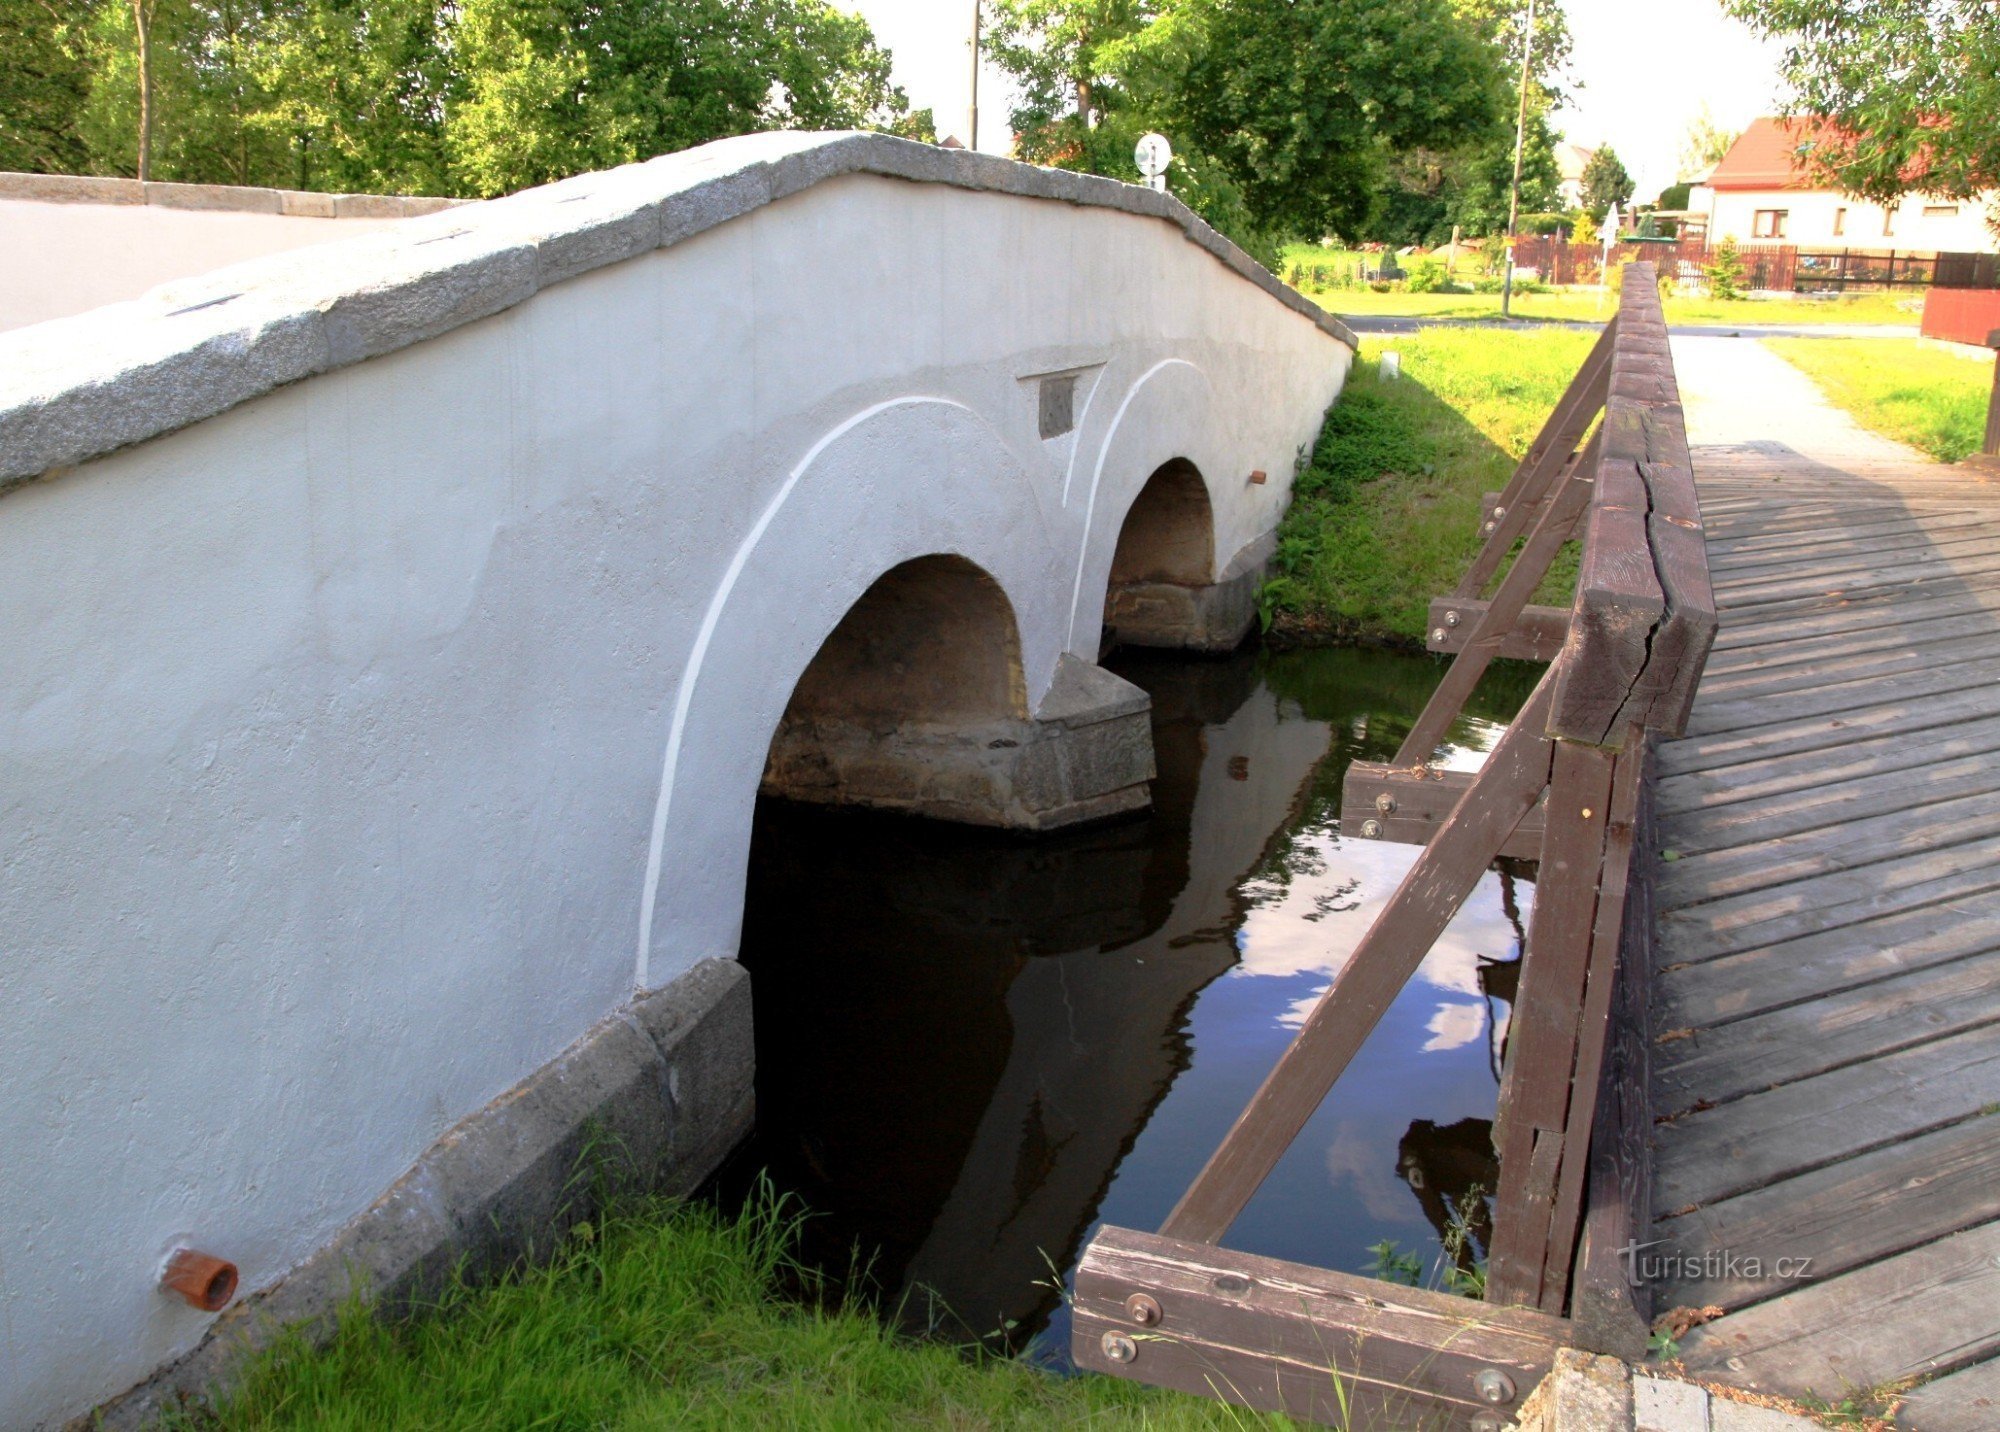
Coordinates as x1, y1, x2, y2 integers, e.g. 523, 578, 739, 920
1700, 608, 2000, 680
1655, 715, 2000, 818
1692, 629, 2000, 702
1656, 903, 2000, 1029
1706, 510, 2000, 569
1712, 544, 2000, 608
1897, 1354, 2000, 1431
1684, 654, 2000, 738
1652, 1022, 2000, 1211
1675, 1221, 2000, 1402
1655, 951, 2000, 1106
1655, 787, 2000, 904
1655, 831, 2000, 965
1708, 588, 2000, 653
1652, 1114, 2000, 1312
1659, 686, 2000, 776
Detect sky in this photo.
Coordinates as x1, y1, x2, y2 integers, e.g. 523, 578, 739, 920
844, 0, 1793, 200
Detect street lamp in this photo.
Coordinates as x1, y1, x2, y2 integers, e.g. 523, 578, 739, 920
1501, 0, 1538, 320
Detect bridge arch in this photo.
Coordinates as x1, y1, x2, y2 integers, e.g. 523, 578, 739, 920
1110, 458, 1216, 588
1073, 362, 1269, 654
639, 398, 1151, 988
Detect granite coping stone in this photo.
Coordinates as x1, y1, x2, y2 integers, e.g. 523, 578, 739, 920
0, 132, 1355, 493
0, 169, 462, 218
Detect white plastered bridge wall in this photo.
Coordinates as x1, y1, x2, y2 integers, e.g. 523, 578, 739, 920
0, 131, 1353, 1426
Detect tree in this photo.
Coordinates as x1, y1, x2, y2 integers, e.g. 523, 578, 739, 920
29, 0, 918, 197
1719, 0, 2000, 223
0, 0, 93, 173
1372, 0, 1569, 244
1173, 0, 1502, 240
446, 0, 920, 196
1677, 102, 1735, 179
1580, 145, 1633, 215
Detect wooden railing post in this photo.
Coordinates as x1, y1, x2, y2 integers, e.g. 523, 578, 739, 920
1452, 321, 1615, 603
1393, 429, 1601, 768
1487, 726, 1644, 1313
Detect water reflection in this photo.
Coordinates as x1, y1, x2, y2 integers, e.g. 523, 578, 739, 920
724, 645, 1538, 1357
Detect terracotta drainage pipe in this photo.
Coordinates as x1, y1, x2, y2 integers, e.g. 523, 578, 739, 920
161, 1249, 237, 1312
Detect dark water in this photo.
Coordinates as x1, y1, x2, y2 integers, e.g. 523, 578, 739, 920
721, 644, 1538, 1363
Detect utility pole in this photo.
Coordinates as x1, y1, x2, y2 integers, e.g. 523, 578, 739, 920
968, 0, 981, 153
1500, 0, 1537, 319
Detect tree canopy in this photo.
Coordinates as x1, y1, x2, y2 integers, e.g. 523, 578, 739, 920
9, 0, 925, 197
1579, 145, 1633, 216
1720, 0, 1999, 222
989, 0, 1540, 256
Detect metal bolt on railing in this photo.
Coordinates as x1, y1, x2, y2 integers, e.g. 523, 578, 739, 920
1125, 1293, 1162, 1326
1474, 1368, 1517, 1405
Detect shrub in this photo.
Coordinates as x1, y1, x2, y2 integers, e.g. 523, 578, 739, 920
1705, 238, 1746, 300
1407, 257, 1447, 293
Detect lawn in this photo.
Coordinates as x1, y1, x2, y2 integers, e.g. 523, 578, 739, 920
1279, 244, 1924, 329
1265, 326, 1597, 645
177, 1193, 1293, 1430
1765, 337, 1994, 463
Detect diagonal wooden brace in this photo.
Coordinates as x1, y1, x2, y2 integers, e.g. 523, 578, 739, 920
1160, 673, 1562, 1247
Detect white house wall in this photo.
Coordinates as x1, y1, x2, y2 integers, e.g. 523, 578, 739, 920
0, 135, 1351, 1426
1700, 185, 1998, 252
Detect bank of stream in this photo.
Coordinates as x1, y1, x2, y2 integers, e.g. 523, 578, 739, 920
718, 641, 1541, 1364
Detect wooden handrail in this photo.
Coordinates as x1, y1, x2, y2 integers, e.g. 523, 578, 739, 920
1078, 265, 1711, 1419
1551, 267, 1717, 746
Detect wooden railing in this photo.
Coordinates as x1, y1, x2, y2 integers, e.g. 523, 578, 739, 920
1073, 264, 1715, 1429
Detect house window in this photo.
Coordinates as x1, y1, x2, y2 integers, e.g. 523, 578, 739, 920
1924, 204, 1960, 219
1752, 209, 1788, 239
1833, 207, 1846, 236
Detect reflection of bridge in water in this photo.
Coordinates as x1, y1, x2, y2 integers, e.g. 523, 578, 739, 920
739, 651, 1334, 1342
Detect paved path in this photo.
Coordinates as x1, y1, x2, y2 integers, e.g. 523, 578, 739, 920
1641, 337, 2000, 1431
1341, 314, 1919, 340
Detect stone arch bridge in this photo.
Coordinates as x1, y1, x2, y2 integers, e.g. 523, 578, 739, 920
0, 131, 1352, 1426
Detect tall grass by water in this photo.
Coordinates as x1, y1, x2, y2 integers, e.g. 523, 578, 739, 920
173, 1191, 1294, 1430
1265, 328, 1596, 644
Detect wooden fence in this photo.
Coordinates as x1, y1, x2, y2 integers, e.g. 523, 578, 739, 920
1072, 264, 1717, 1429
1513, 237, 1945, 293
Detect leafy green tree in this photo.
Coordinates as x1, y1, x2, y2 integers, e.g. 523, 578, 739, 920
1580, 145, 1633, 215
988, 1, 1276, 259
1720, 0, 1999, 222
1373, 0, 1568, 243
1175, 0, 1501, 240
0, 0, 94, 173
445, 0, 918, 196
31, 0, 915, 196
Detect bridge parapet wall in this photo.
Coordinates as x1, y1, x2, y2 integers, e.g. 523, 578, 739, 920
0, 132, 1352, 1426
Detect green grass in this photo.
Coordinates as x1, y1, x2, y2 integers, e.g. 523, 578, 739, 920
1278, 243, 1924, 328
171, 1193, 1298, 1430
1766, 337, 1994, 463
1265, 327, 1596, 644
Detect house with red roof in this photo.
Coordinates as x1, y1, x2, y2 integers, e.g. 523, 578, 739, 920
1689, 116, 1996, 253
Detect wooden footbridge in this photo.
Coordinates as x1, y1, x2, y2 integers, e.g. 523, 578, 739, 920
1072, 266, 2000, 1429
